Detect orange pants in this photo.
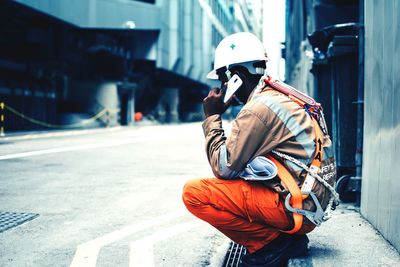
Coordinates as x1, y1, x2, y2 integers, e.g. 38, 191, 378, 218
182, 178, 314, 253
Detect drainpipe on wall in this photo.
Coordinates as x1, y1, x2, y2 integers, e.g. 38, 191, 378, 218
348, 1, 365, 206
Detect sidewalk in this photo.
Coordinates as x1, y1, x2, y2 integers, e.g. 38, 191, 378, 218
289, 203, 400, 267
215, 204, 400, 267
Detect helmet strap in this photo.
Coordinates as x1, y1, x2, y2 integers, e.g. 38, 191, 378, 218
225, 68, 232, 80
255, 67, 264, 75
262, 66, 268, 76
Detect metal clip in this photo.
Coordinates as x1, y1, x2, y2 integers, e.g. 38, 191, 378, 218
309, 165, 320, 176
285, 191, 325, 226
225, 68, 232, 80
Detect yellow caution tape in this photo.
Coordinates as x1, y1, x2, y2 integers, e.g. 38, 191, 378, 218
3, 103, 120, 129
0, 102, 5, 136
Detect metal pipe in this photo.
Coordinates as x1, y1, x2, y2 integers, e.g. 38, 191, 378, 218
352, 0, 365, 206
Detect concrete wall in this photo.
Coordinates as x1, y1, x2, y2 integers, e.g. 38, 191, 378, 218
361, 0, 400, 252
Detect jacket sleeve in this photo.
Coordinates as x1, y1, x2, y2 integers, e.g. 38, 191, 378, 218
202, 108, 275, 179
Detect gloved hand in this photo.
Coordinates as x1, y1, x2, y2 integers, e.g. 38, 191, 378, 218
203, 87, 230, 118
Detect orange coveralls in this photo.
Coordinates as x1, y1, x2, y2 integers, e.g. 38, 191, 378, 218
182, 85, 334, 253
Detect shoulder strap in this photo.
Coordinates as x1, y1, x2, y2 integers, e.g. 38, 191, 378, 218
310, 117, 324, 167
263, 76, 317, 106
300, 117, 324, 193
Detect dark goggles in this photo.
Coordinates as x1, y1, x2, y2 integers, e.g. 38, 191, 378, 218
216, 61, 266, 82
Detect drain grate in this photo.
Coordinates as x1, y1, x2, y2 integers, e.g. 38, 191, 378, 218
222, 242, 247, 267
0, 211, 39, 233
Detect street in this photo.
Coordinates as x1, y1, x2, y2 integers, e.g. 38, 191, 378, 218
1, 1, 400, 266
0, 124, 227, 267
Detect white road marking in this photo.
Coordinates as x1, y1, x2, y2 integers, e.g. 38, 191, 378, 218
0, 126, 123, 141
129, 220, 203, 267
208, 239, 232, 267
70, 210, 187, 267
0, 138, 150, 160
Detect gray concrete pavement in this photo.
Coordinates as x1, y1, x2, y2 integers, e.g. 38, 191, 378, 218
289, 204, 400, 267
0, 124, 225, 267
1, 123, 399, 267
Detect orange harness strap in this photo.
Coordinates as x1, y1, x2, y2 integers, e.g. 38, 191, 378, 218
262, 78, 326, 233
310, 117, 324, 169
267, 156, 304, 234
267, 117, 324, 234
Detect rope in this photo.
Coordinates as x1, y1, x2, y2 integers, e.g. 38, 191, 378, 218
271, 150, 340, 220
3, 103, 120, 129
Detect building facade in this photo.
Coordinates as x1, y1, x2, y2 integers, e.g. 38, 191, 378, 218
0, 0, 263, 130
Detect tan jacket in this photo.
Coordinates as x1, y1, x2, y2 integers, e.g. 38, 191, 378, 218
202, 85, 336, 213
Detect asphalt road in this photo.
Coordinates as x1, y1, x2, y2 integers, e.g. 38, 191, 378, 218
0, 124, 227, 267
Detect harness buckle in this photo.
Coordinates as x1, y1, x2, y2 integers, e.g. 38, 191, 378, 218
285, 191, 325, 226
309, 165, 320, 176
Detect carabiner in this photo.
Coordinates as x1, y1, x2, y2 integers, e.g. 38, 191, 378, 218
285, 191, 325, 226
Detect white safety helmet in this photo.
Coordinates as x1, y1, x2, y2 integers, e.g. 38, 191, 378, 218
207, 32, 268, 80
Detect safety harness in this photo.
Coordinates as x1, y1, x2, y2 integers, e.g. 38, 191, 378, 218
261, 76, 340, 234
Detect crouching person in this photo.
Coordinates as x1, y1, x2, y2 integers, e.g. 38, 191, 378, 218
182, 32, 337, 267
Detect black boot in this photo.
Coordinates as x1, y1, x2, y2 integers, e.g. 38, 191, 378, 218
239, 234, 309, 267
